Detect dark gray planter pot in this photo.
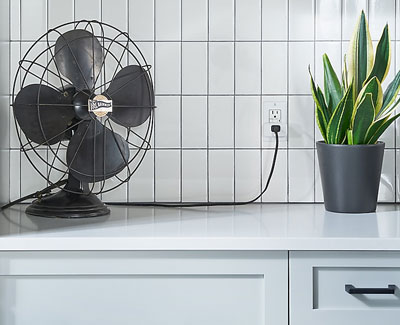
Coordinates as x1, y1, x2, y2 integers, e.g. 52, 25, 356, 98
316, 141, 385, 213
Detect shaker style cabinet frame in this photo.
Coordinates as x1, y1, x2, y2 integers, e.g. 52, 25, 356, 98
0, 251, 288, 325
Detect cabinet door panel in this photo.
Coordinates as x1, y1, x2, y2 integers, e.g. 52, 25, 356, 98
0, 251, 287, 325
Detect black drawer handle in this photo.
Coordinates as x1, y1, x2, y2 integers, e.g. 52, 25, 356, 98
345, 284, 396, 295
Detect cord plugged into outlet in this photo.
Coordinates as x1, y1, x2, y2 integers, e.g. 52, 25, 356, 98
263, 100, 287, 142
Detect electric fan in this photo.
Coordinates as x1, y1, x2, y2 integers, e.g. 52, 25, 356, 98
12, 20, 154, 218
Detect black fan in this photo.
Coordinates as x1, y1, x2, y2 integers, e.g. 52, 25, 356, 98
12, 21, 154, 218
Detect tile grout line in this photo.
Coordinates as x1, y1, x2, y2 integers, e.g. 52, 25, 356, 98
394, 0, 397, 203
8, 0, 11, 203
313, 0, 316, 203
286, 0, 290, 203
126, 0, 130, 202
260, 0, 263, 203
180, 0, 183, 202
206, 0, 210, 203
233, 0, 236, 202
153, 0, 156, 202
19, 0, 21, 199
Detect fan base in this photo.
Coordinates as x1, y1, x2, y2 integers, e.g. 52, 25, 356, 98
26, 189, 110, 218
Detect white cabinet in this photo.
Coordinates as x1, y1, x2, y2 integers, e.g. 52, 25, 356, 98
0, 251, 287, 325
290, 251, 400, 325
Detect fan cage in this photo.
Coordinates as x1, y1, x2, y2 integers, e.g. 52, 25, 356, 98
12, 20, 155, 196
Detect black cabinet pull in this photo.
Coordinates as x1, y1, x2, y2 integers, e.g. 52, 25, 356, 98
345, 284, 396, 295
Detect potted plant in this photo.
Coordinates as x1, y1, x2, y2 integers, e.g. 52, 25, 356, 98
310, 11, 400, 213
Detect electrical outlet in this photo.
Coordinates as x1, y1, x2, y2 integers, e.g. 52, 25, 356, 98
269, 109, 281, 123
263, 100, 287, 141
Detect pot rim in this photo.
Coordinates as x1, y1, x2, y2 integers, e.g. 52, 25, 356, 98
316, 140, 385, 148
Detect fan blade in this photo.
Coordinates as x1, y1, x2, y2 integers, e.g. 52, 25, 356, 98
13, 84, 75, 145
106, 65, 154, 127
66, 119, 130, 183
55, 29, 103, 91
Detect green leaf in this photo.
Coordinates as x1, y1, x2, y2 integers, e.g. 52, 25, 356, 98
347, 129, 354, 144
326, 83, 354, 144
365, 112, 400, 144
323, 54, 342, 112
354, 76, 383, 115
352, 93, 375, 144
380, 70, 400, 116
347, 10, 374, 99
316, 106, 327, 143
366, 24, 391, 83
309, 67, 330, 141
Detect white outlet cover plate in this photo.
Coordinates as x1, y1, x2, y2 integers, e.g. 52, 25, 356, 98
263, 100, 287, 141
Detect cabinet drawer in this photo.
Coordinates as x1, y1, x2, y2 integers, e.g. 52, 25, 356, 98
290, 252, 400, 325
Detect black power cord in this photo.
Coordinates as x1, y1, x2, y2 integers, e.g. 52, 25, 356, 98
0, 179, 68, 211
1, 126, 280, 210
107, 125, 280, 208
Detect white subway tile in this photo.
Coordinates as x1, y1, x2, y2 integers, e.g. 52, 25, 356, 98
182, 96, 207, 148
209, 42, 234, 94
342, 0, 367, 40
10, 42, 20, 95
314, 153, 323, 203
209, 0, 234, 40
369, 0, 395, 40
289, 0, 314, 40
21, 0, 47, 40
10, 0, 20, 40
154, 96, 180, 148
315, 42, 342, 87
10, 150, 20, 201
129, 0, 154, 40
262, 149, 287, 202
102, 0, 128, 37
48, 0, 74, 30
134, 42, 154, 68
0, 42, 9, 96
262, 0, 288, 41
129, 150, 154, 202
182, 150, 207, 201
182, 0, 208, 41
289, 42, 314, 94
102, 171, 128, 202
0, 150, 9, 203
21, 150, 47, 197
209, 150, 234, 201
235, 0, 261, 41
289, 149, 314, 202
316, 0, 341, 40
10, 109, 20, 150
0, 97, 9, 149
20, 42, 47, 88
262, 42, 287, 94
155, 150, 181, 201
381, 122, 395, 148
235, 150, 261, 201
379, 149, 395, 202
209, 96, 234, 148
155, 0, 181, 40
155, 42, 181, 94
288, 96, 315, 148
235, 42, 261, 94
182, 42, 207, 94
235, 96, 260, 148
75, 0, 101, 21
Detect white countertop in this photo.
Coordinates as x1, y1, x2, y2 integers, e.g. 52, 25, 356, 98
1, 203, 400, 251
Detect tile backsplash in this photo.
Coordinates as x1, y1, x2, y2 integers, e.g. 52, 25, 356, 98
2, 0, 400, 203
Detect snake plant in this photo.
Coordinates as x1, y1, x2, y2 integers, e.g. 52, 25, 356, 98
310, 11, 400, 145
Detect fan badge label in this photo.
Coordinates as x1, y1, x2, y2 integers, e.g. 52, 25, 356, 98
88, 95, 113, 117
